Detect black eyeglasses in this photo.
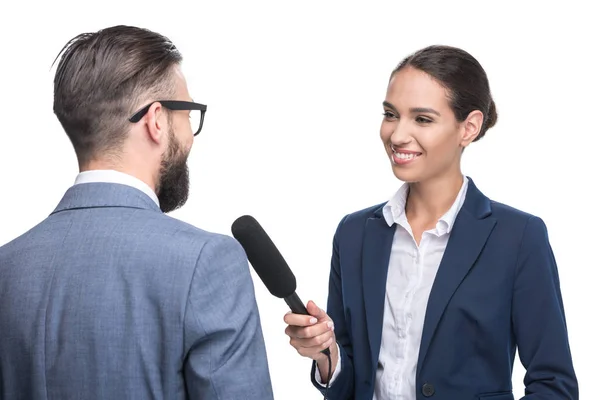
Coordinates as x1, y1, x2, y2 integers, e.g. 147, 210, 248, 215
129, 100, 207, 136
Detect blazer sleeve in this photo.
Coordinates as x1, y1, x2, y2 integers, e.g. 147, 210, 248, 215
183, 235, 274, 399
311, 215, 355, 399
512, 216, 578, 399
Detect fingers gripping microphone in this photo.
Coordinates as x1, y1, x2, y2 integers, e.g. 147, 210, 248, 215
231, 215, 330, 356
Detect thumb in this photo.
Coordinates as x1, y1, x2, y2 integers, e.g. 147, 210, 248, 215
306, 300, 327, 320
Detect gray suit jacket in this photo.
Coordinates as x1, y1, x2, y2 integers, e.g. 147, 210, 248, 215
0, 182, 274, 399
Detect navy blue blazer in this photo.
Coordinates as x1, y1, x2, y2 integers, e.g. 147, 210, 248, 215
311, 177, 577, 400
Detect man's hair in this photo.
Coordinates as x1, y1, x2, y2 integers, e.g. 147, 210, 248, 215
52, 25, 183, 165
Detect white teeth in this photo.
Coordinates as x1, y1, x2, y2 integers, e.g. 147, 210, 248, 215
394, 152, 418, 160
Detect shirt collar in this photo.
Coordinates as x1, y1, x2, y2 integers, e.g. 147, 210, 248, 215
382, 175, 469, 235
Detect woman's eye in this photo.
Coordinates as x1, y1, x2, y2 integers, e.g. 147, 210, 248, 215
416, 116, 432, 123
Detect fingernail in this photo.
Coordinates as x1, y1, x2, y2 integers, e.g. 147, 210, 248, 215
327, 321, 334, 330
285, 311, 291, 315
309, 317, 317, 324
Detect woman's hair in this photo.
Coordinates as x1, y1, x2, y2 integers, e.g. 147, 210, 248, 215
392, 45, 497, 141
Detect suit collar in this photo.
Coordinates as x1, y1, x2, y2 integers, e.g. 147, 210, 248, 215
459, 176, 492, 220
51, 182, 161, 215
381, 175, 470, 235
74, 169, 159, 207
373, 176, 491, 220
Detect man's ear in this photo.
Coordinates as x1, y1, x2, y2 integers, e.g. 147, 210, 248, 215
144, 102, 168, 145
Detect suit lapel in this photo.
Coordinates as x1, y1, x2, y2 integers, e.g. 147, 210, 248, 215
362, 213, 396, 371
416, 178, 496, 375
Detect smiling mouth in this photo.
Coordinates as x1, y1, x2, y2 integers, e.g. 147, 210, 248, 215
390, 147, 422, 165
393, 151, 421, 160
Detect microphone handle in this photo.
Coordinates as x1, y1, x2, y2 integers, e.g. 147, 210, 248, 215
284, 292, 309, 315
284, 292, 331, 356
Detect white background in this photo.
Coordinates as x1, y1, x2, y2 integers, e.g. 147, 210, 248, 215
1, 1, 597, 399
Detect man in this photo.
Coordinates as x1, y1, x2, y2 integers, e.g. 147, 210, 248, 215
0, 25, 273, 399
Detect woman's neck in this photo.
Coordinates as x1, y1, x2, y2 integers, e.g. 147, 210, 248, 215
405, 171, 465, 222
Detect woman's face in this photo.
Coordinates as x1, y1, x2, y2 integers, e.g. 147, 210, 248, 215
380, 67, 481, 183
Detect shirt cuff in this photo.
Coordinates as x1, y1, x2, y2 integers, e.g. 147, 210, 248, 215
314, 343, 341, 387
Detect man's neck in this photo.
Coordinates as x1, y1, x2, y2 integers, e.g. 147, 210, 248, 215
81, 161, 157, 192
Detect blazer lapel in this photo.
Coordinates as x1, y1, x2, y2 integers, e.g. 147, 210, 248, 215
417, 178, 496, 375
362, 211, 396, 371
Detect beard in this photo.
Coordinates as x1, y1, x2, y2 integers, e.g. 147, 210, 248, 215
156, 129, 190, 213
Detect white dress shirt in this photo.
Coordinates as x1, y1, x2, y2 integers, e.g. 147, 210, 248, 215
317, 176, 468, 400
74, 169, 160, 207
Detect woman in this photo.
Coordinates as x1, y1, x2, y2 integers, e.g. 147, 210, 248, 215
283, 45, 578, 400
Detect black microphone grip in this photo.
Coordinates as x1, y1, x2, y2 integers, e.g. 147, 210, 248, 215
284, 293, 331, 356
284, 292, 309, 315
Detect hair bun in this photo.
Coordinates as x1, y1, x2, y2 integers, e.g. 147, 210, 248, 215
485, 99, 498, 130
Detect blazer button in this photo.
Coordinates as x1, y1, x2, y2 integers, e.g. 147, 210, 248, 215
422, 383, 435, 397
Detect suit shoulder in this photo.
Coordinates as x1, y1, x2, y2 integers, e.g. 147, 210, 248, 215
0, 219, 50, 256
150, 212, 221, 239
334, 201, 387, 232
138, 212, 242, 255
489, 200, 544, 224
488, 200, 554, 243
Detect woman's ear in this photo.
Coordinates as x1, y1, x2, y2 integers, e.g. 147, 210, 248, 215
460, 109, 483, 147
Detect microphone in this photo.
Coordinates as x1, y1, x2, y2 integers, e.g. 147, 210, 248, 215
231, 215, 330, 356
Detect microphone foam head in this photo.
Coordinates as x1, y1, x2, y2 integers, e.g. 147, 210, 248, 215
231, 215, 297, 298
